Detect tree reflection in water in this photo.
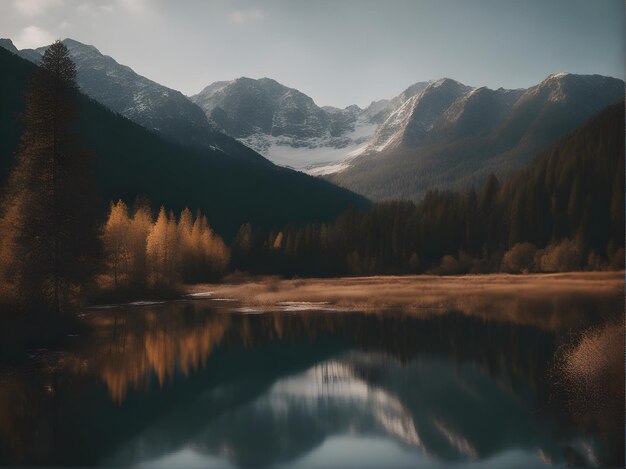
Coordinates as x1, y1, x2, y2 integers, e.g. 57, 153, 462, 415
0, 296, 622, 467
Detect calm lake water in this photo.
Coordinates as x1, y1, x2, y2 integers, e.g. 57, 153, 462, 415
0, 294, 623, 467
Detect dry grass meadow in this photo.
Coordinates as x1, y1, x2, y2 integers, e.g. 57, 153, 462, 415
187, 271, 624, 330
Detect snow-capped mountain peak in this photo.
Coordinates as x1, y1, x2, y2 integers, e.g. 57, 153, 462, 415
190, 77, 381, 171
0, 38, 18, 54
6, 38, 228, 153
356, 78, 476, 154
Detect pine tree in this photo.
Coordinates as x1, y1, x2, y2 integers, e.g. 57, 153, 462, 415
0, 40, 97, 312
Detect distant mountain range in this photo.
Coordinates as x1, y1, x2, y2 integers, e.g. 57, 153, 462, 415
328, 73, 623, 200
190, 77, 381, 171
0, 43, 368, 239
0, 38, 263, 163
1, 37, 623, 202
191, 72, 623, 200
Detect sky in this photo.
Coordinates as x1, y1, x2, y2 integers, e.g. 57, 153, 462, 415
1, 0, 624, 108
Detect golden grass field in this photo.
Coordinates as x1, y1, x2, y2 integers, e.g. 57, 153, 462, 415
187, 271, 624, 330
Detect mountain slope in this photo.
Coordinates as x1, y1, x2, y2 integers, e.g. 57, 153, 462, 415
190, 77, 379, 171
0, 47, 369, 239
328, 73, 624, 200
0, 38, 264, 163
501, 99, 624, 254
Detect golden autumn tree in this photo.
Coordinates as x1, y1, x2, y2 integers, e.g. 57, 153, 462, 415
198, 216, 230, 278
146, 207, 180, 286
178, 208, 195, 281
186, 210, 205, 281
101, 202, 229, 290
165, 210, 180, 283
128, 202, 152, 285
102, 200, 131, 288
184, 213, 229, 281
272, 231, 284, 250
146, 207, 168, 285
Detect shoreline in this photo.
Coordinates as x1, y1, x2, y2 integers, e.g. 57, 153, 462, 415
184, 271, 624, 330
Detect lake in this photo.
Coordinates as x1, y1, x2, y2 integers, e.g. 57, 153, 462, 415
0, 273, 623, 467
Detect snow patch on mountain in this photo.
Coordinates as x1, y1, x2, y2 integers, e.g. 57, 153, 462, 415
191, 77, 383, 172
240, 117, 378, 172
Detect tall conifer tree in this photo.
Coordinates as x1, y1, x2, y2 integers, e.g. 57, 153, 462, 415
1, 40, 97, 313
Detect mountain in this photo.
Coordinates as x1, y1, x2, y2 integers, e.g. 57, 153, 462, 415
235, 99, 624, 276
4, 37, 620, 203
5, 307, 590, 466
190, 77, 380, 172
328, 73, 624, 200
502, 99, 624, 254
0, 39, 17, 54
0, 46, 369, 239
356, 79, 527, 156
360, 78, 474, 154
0, 38, 263, 162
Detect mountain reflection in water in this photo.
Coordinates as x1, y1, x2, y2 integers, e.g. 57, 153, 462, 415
0, 297, 622, 467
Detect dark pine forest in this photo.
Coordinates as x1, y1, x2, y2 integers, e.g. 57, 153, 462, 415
231, 101, 625, 277
0, 42, 622, 333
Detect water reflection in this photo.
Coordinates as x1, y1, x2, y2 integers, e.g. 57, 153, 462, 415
86, 309, 231, 402
0, 298, 622, 467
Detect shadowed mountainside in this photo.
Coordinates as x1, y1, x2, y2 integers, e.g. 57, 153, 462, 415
0, 47, 369, 239
328, 74, 624, 200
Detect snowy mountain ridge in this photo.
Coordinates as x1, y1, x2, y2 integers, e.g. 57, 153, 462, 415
1, 38, 230, 153
1, 36, 621, 183
190, 77, 384, 171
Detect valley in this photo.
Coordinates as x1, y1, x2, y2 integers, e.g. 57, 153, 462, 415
0, 2, 623, 468
2, 38, 622, 202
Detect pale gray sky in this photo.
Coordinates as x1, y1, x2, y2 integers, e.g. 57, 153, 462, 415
1, 0, 624, 107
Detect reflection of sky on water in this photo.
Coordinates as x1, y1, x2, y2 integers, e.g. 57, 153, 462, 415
137, 441, 561, 469
282, 438, 560, 469
0, 301, 620, 467
136, 448, 235, 469
109, 347, 598, 468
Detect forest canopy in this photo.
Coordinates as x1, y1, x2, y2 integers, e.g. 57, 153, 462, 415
0, 43, 622, 324
231, 101, 625, 277
100, 200, 229, 293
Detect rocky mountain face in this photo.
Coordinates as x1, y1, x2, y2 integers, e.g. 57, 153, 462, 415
0, 38, 264, 162
357, 79, 526, 155
3, 36, 621, 201
190, 77, 384, 172
328, 73, 624, 200
0, 45, 369, 239
0, 39, 18, 54
191, 72, 622, 189
193, 77, 337, 138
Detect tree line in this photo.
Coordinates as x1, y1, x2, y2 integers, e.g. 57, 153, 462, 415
0, 40, 622, 322
0, 42, 229, 318
0, 41, 98, 314
231, 101, 624, 277
101, 200, 229, 291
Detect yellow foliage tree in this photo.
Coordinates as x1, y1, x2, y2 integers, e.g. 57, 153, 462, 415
102, 200, 131, 288
129, 203, 152, 285
198, 217, 230, 277
146, 207, 169, 286
101, 202, 229, 290
178, 208, 195, 280
165, 210, 180, 283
